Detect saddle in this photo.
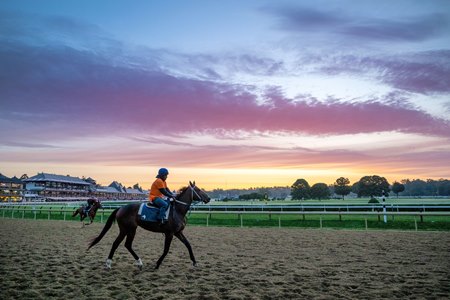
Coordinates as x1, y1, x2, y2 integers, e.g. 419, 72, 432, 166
138, 203, 171, 223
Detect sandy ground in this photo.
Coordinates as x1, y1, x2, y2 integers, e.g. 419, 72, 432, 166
1, 219, 449, 300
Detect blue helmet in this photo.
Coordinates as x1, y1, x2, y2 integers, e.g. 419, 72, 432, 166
157, 168, 169, 177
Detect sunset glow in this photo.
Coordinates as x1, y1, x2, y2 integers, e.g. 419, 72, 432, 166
1, 0, 449, 190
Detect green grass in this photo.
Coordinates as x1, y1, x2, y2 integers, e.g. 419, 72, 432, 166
186, 212, 450, 231
0, 207, 108, 223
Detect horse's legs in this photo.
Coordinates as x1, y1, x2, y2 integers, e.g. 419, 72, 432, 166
81, 214, 85, 228
80, 213, 86, 226
106, 230, 126, 269
124, 228, 139, 260
155, 233, 174, 269
175, 231, 197, 267
124, 228, 142, 270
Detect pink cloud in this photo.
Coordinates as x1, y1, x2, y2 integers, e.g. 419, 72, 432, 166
1, 42, 449, 146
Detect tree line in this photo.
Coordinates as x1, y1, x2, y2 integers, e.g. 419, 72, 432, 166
291, 176, 450, 200
208, 177, 450, 201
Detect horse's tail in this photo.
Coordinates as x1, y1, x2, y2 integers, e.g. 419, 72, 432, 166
72, 209, 79, 217
87, 208, 119, 250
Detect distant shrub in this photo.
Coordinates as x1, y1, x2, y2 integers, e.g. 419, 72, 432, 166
368, 197, 379, 204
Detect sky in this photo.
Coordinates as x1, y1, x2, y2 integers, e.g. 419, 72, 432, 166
1, 0, 449, 190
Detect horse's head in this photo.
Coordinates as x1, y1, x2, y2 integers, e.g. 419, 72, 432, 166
189, 181, 210, 204
176, 181, 210, 207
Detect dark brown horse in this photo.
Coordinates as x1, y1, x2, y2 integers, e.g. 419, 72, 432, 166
88, 181, 210, 270
72, 199, 102, 227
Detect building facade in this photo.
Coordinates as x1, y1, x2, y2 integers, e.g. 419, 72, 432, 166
20, 172, 147, 201
24, 173, 92, 201
0, 174, 25, 202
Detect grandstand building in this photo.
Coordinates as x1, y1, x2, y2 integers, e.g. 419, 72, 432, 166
0, 173, 25, 202
22, 172, 147, 201
24, 173, 92, 201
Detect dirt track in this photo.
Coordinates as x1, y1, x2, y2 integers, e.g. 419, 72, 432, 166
1, 219, 449, 299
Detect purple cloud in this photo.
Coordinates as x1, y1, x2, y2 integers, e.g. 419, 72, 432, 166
266, 6, 346, 29
340, 13, 448, 42
317, 51, 450, 94
265, 6, 449, 42
378, 51, 450, 94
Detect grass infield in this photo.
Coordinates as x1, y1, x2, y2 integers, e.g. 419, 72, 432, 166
186, 212, 450, 231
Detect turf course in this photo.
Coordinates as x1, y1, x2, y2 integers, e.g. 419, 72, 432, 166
1, 202, 449, 231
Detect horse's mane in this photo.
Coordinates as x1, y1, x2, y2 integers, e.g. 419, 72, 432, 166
178, 186, 188, 194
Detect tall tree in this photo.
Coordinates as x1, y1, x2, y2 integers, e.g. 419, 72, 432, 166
404, 179, 427, 196
437, 179, 450, 196
425, 179, 439, 196
391, 181, 405, 198
334, 177, 352, 200
357, 175, 390, 198
351, 181, 360, 195
310, 183, 331, 200
291, 179, 311, 200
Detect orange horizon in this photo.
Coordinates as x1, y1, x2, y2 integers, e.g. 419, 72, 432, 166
2, 163, 448, 191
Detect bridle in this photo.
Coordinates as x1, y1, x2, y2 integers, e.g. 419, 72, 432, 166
175, 184, 203, 207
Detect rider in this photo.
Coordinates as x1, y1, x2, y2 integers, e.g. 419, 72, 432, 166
149, 168, 176, 225
84, 198, 97, 215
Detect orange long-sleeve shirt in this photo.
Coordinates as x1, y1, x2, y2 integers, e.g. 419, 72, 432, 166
149, 178, 168, 201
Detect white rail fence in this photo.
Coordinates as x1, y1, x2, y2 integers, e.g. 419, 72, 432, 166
198, 210, 450, 231
1, 207, 449, 231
